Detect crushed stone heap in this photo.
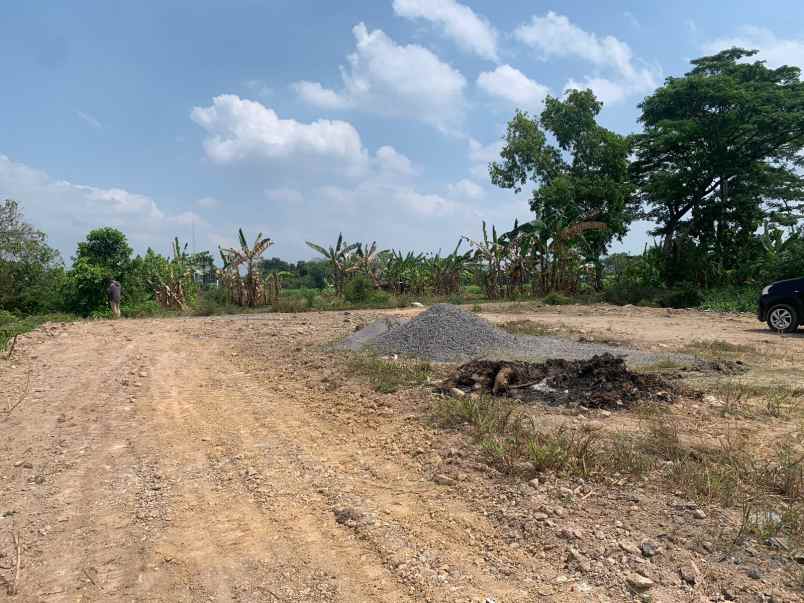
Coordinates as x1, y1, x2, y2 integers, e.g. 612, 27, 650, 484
341, 304, 515, 362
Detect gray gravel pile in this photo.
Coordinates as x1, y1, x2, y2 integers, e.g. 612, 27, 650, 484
369, 304, 516, 362
340, 304, 700, 367
337, 317, 405, 351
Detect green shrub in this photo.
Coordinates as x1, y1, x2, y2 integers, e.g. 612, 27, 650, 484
272, 297, 307, 313
0, 310, 17, 326
344, 275, 373, 303
657, 287, 704, 309
604, 283, 662, 306
543, 291, 572, 305
394, 295, 411, 308
369, 290, 392, 306
700, 286, 759, 313
121, 300, 166, 318
301, 288, 318, 309
465, 284, 483, 296
447, 293, 465, 305
192, 288, 241, 316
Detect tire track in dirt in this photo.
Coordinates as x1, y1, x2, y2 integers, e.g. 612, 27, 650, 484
2, 316, 603, 601
1, 322, 159, 600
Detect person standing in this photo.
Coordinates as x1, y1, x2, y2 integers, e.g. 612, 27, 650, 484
107, 279, 122, 318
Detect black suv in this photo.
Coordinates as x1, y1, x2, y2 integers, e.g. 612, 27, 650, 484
758, 277, 804, 332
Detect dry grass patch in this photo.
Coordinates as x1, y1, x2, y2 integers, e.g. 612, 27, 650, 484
345, 353, 432, 393
682, 339, 758, 360
434, 392, 804, 545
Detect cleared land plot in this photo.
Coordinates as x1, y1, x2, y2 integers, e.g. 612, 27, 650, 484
1, 304, 802, 601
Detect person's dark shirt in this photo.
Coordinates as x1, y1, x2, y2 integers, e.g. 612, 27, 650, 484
107, 281, 122, 303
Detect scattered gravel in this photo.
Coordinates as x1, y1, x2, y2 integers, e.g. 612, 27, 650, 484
341, 304, 695, 367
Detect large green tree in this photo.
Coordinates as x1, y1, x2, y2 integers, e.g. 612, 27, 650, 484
75, 227, 133, 278
490, 90, 633, 288
632, 48, 804, 285
0, 199, 64, 313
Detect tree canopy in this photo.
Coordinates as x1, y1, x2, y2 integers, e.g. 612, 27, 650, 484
490, 89, 634, 286
632, 48, 804, 284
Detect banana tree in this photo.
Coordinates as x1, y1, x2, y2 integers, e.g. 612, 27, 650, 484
463, 222, 506, 299
512, 216, 607, 293
220, 229, 274, 306
355, 241, 386, 289
305, 234, 360, 297
429, 239, 473, 295
152, 237, 195, 310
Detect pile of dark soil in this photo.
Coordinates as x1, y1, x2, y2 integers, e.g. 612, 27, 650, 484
441, 353, 677, 409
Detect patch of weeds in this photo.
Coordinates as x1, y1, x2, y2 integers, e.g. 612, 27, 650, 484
271, 297, 309, 313
527, 427, 600, 477
1, 313, 79, 355
709, 380, 752, 417
499, 319, 554, 336
434, 395, 515, 433
763, 389, 799, 419
542, 292, 573, 305
471, 304, 482, 313
346, 353, 431, 393
683, 339, 756, 360
607, 432, 658, 477
634, 400, 672, 420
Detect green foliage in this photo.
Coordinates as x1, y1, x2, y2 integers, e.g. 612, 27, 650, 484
344, 274, 373, 303
1, 312, 78, 352
271, 297, 308, 313
75, 227, 132, 277
121, 300, 168, 318
490, 90, 634, 291
193, 287, 241, 316
0, 199, 65, 314
700, 287, 760, 313
632, 48, 804, 287
543, 291, 572, 305
61, 257, 110, 316
657, 287, 704, 309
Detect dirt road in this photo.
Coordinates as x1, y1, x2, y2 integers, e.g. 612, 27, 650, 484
1, 307, 802, 602
1, 313, 602, 602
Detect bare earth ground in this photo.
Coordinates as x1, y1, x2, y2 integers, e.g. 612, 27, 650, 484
1, 304, 803, 602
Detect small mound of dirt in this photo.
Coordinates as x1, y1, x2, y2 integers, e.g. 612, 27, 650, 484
442, 353, 677, 409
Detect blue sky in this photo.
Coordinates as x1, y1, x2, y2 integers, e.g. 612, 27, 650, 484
2, 0, 803, 262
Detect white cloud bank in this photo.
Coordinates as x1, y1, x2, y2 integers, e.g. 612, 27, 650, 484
515, 12, 660, 104
191, 94, 369, 168
293, 23, 466, 130
0, 154, 204, 258
477, 65, 550, 112
392, 0, 498, 61
702, 27, 804, 69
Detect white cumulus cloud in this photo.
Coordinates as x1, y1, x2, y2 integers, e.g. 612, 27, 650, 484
448, 178, 484, 200
392, 0, 498, 61
702, 27, 804, 69
293, 23, 466, 130
190, 95, 369, 168
514, 12, 659, 103
477, 65, 550, 112
564, 77, 628, 104
292, 81, 351, 109
0, 154, 204, 258
375, 145, 416, 176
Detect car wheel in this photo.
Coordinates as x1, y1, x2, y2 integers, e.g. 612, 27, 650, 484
767, 304, 799, 333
